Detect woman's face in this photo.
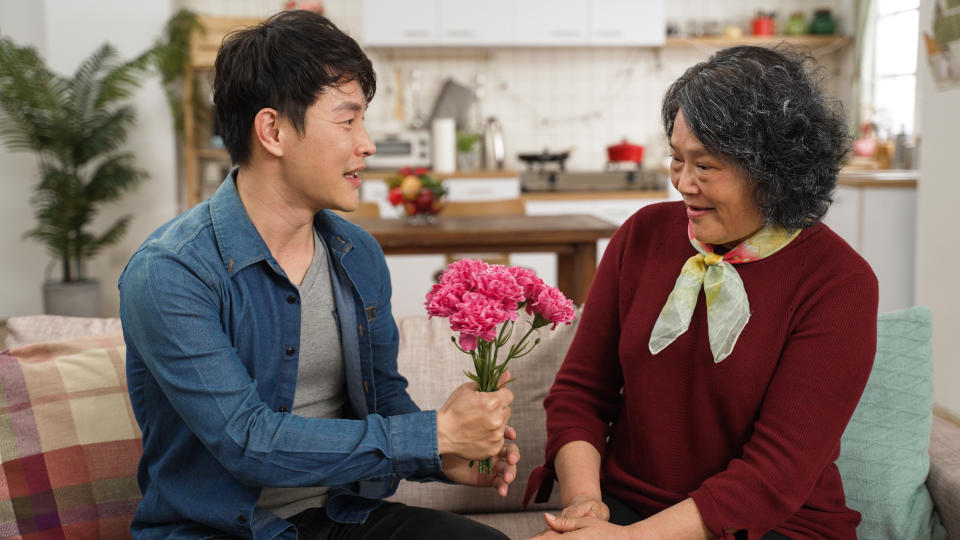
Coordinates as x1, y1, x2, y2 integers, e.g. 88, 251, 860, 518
669, 110, 765, 248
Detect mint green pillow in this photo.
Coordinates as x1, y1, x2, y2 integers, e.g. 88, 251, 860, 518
837, 306, 947, 539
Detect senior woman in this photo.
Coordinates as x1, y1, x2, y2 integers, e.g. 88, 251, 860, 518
523, 46, 878, 540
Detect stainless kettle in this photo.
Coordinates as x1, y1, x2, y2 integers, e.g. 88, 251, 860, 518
482, 116, 505, 170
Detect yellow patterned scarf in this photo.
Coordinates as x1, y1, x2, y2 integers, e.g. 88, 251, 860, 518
648, 223, 801, 363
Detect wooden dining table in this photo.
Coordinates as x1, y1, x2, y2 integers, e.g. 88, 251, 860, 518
350, 214, 619, 306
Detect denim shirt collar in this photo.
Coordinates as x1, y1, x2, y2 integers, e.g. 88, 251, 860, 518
208, 170, 358, 278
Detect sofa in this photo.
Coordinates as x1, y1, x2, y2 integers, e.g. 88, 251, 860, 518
1, 310, 958, 539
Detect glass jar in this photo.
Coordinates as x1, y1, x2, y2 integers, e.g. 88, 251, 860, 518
786, 12, 807, 36
809, 9, 836, 35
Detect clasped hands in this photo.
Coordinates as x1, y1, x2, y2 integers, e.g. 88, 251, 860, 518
527, 495, 628, 539
436, 371, 519, 497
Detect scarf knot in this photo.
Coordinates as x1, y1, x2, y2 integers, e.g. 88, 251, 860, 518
648, 223, 800, 363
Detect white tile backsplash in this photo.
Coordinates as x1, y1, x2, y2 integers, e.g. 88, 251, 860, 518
179, 0, 854, 171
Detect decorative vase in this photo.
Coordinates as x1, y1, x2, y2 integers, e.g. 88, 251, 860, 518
43, 280, 101, 317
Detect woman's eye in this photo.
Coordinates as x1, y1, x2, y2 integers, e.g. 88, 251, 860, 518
696, 163, 711, 171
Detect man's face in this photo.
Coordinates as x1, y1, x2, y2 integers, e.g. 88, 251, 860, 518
279, 80, 375, 212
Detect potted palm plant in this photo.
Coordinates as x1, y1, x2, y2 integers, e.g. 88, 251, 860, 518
0, 36, 154, 316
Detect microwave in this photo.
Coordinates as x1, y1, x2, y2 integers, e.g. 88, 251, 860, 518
366, 129, 431, 170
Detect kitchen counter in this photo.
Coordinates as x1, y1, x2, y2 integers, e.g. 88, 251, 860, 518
838, 168, 918, 188
361, 169, 518, 180
522, 190, 669, 201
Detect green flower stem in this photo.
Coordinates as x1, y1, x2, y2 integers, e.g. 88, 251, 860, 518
465, 319, 541, 474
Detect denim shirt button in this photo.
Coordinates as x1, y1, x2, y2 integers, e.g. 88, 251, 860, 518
278, 405, 288, 413
286, 295, 297, 304
237, 514, 247, 524
286, 347, 296, 356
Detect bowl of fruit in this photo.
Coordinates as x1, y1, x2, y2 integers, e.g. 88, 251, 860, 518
386, 167, 447, 225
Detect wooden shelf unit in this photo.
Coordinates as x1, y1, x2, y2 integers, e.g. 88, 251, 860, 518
182, 15, 262, 208
665, 35, 852, 54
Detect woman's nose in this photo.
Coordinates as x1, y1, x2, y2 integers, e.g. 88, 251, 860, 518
674, 166, 698, 194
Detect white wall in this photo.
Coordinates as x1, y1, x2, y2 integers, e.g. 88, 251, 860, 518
917, 0, 960, 417
0, 0, 178, 318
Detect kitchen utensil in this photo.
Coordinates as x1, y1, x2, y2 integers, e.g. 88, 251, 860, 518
483, 116, 505, 170
606, 139, 645, 164
517, 149, 571, 171
429, 78, 475, 129
393, 67, 406, 122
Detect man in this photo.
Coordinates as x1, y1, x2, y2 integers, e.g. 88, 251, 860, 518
119, 11, 517, 540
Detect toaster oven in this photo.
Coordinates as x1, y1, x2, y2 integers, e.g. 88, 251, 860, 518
365, 129, 431, 170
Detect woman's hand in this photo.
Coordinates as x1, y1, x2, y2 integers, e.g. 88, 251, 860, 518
525, 513, 628, 539
526, 494, 611, 539
441, 425, 519, 497
559, 494, 610, 521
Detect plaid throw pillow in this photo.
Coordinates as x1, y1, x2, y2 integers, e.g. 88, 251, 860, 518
0, 331, 141, 539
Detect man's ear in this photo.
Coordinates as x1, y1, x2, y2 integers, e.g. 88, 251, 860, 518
253, 108, 284, 158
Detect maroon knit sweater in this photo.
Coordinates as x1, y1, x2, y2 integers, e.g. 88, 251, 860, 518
527, 201, 878, 539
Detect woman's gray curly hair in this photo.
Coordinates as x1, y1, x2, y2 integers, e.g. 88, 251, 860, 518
662, 45, 851, 229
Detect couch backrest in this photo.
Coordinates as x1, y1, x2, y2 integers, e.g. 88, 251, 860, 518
390, 312, 573, 513
4, 315, 122, 349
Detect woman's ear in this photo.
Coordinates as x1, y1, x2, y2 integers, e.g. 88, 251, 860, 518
252, 108, 283, 158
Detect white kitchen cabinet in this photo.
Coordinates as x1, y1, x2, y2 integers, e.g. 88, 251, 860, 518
362, 0, 439, 46
361, 0, 664, 47
513, 0, 589, 46
439, 0, 516, 45
589, 0, 665, 45
822, 171, 918, 314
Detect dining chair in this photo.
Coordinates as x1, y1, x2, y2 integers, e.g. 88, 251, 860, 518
439, 198, 526, 268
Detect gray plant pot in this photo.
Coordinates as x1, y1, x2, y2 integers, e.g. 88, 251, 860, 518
42, 280, 101, 317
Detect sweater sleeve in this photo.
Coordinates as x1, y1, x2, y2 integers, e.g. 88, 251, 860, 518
689, 269, 879, 537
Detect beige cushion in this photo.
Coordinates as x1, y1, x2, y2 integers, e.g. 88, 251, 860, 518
928, 414, 960, 539
4, 315, 122, 349
392, 311, 574, 514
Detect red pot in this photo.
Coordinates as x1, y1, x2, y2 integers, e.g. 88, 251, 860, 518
607, 139, 644, 163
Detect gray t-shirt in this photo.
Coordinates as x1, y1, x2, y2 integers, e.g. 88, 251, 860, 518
256, 231, 346, 518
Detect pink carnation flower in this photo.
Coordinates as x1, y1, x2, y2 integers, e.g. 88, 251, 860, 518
531, 286, 576, 329
449, 292, 511, 351
424, 281, 468, 318
508, 266, 546, 313
474, 265, 524, 314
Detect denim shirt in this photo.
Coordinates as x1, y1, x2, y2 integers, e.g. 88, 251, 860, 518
119, 174, 443, 539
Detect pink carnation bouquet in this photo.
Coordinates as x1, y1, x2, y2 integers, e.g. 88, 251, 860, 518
425, 258, 576, 473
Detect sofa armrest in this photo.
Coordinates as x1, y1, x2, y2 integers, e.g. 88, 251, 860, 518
928, 413, 960, 538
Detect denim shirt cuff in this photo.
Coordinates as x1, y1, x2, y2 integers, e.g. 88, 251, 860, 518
389, 410, 442, 478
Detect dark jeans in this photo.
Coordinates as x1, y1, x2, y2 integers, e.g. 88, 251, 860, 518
603, 492, 791, 540
286, 503, 507, 540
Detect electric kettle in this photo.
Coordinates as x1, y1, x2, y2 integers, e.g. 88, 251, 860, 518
483, 116, 505, 170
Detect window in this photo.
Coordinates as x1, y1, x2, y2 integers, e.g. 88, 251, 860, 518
867, 0, 920, 137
